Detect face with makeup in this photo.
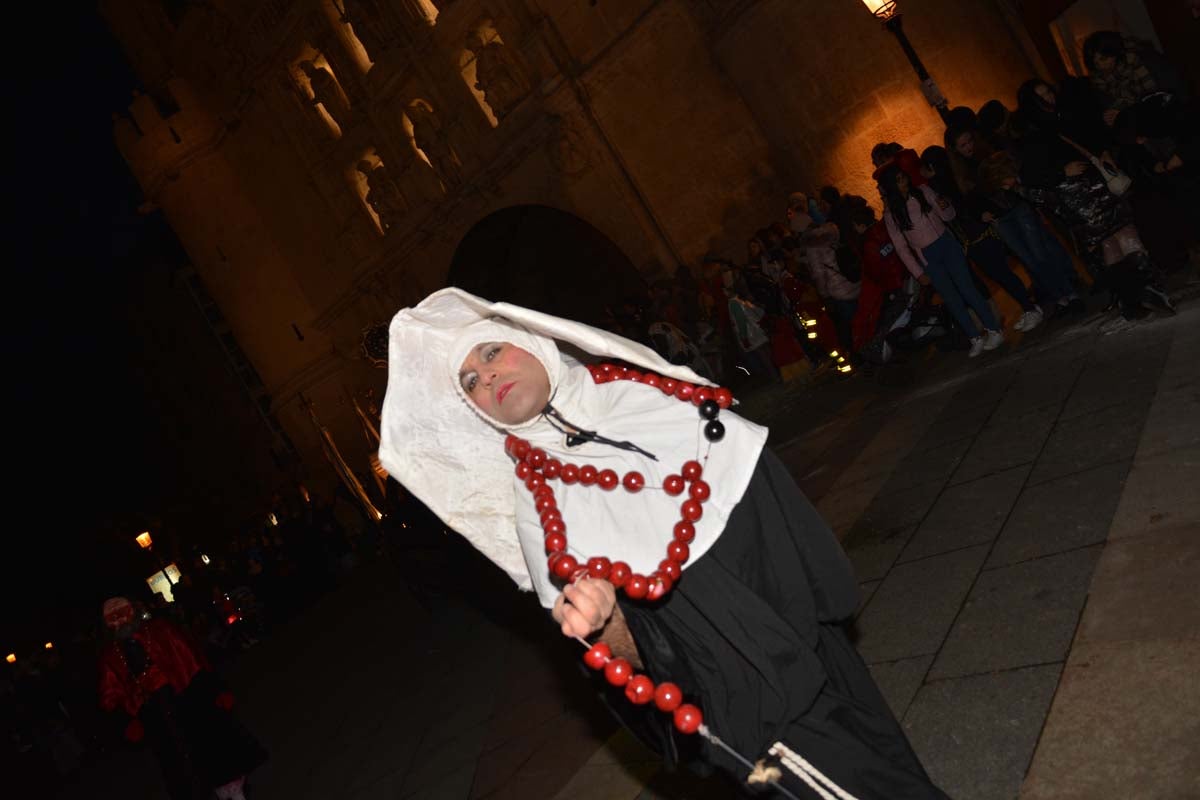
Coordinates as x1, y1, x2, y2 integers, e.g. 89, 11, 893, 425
458, 341, 551, 425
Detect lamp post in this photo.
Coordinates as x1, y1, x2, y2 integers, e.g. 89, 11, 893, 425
859, 0, 952, 124
136, 530, 175, 587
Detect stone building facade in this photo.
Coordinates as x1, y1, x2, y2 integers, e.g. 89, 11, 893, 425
102, 0, 1044, 500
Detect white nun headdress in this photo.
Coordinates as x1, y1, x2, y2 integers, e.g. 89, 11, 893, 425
378, 288, 767, 603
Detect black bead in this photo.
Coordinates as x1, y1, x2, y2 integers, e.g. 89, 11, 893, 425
698, 399, 720, 420
703, 420, 725, 442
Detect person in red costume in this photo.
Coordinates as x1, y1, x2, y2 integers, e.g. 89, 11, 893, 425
98, 597, 266, 800
870, 142, 927, 189
850, 205, 914, 361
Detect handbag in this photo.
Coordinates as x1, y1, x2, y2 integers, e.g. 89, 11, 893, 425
1059, 134, 1132, 196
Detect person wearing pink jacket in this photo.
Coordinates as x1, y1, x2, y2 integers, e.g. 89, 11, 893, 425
880, 165, 1005, 358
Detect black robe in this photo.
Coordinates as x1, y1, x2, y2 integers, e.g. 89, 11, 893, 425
608, 449, 949, 799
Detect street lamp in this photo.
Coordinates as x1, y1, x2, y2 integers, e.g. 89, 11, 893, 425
135, 530, 175, 587
5, 653, 14, 664
44, 642, 54, 650
859, 0, 952, 124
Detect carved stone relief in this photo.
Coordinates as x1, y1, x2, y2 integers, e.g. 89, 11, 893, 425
465, 31, 528, 120
406, 99, 462, 191
336, 0, 389, 62
356, 158, 408, 232
297, 59, 352, 133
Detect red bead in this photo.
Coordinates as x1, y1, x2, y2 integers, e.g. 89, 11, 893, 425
560, 463, 580, 484
543, 518, 566, 537
604, 658, 632, 687
646, 573, 671, 601
654, 682, 683, 712
663, 475, 685, 496
673, 704, 703, 734
543, 459, 562, 479
608, 561, 631, 588
513, 440, 531, 460
525, 473, 546, 491
715, 387, 733, 409
600, 363, 616, 374
570, 565, 589, 583
667, 540, 690, 563
688, 480, 711, 502
681, 499, 703, 522
544, 532, 566, 553
597, 469, 619, 490
505, 434, 520, 457
551, 553, 578, 580
622, 471, 645, 492
533, 485, 554, 501
535, 496, 557, 514
624, 674, 656, 705
624, 574, 649, 600
579, 465, 598, 485
515, 461, 532, 480
660, 378, 678, 395
583, 642, 611, 670
674, 382, 695, 401
643, 374, 661, 389
526, 448, 547, 469
587, 557, 612, 579
681, 460, 703, 482
673, 521, 695, 543
625, 369, 643, 382
658, 559, 682, 582
540, 508, 562, 526
693, 387, 714, 406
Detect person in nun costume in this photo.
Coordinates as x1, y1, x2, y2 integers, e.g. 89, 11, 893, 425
378, 288, 948, 799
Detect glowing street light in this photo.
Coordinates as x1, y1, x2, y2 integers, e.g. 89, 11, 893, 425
201, 554, 211, 565
856, 0, 951, 123
44, 642, 54, 650
860, 0, 899, 20
5, 653, 14, 664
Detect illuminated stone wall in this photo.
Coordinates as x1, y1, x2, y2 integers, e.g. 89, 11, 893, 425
713, 0, 1038, 204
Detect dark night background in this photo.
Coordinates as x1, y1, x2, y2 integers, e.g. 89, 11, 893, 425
5, 6, 200, 652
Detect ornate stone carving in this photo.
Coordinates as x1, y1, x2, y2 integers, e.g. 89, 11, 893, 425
546, 115, 590, 176
396, 0, 436, 27
337, 0, 388, 61
466, 32, 528, 119
299, 60, 350, 130
357, 159, 408, 232
407, 100, 462, 190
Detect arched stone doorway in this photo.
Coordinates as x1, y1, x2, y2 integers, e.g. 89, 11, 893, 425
447, 205, 647, 327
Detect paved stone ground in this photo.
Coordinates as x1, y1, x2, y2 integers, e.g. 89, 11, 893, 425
52, 292, 1199, 800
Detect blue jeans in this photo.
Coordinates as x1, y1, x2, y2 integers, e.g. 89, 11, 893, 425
921, 231, 999, 339
969, 235, 1035, 312
995, 203, 1077, 303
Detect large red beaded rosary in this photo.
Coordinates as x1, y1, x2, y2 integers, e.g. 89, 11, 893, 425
503, 362, 733, 738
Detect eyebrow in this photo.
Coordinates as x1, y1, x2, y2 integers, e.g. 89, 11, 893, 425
458, 342, 493, 381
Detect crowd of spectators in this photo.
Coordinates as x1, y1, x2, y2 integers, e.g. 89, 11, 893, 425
612, 30, 1195, 385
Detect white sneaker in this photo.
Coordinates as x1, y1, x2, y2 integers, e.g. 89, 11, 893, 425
982, 329, 1005, 351
1014, 307, 1043, 332
968, 337, 985, 358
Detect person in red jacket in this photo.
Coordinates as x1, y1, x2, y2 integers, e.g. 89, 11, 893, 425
98, 597, 266, 800
870, 142, 927, 189
850, 205, 913, 361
